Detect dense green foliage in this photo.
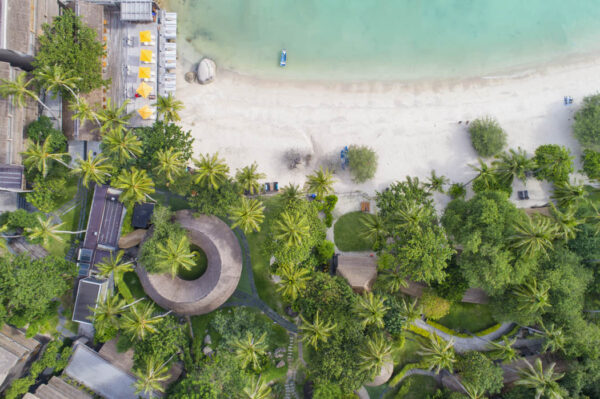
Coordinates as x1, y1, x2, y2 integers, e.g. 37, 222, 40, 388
347, 145, 378, 183
34, 9, 105, 94
135, 121, 194, 171
210, 307, 278, 349
133, 316, 187, 368
26, 116, 67, 152
468, 117, 507, 157
574, 93, 600, 151
26, 176, 70, 212
533, 144, 574, 183
419, 289, 451, 320
456, 352, 504, 395
188, 179, 242, 217
582, 149, 600, 180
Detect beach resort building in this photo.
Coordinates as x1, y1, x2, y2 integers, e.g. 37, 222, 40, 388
335, 254, 378, 293
24, 376, 92, 399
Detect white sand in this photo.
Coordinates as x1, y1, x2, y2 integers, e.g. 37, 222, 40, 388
174, 44, 599, 210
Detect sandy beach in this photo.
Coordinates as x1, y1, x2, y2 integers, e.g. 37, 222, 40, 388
174, 43, 599, 211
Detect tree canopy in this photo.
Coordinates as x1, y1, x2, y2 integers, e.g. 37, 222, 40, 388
533, 144, 574, 184
135, 121, 194, 171
468, 116, 507, 157
347, 145, 378, 183
574, 93, 600, 151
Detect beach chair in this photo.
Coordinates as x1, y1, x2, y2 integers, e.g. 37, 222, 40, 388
265, 183, 271, 192
273, 182, 279, 192
361, 201, 370, 213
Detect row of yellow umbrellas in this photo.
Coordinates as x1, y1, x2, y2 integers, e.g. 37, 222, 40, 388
137, 31, 155, 119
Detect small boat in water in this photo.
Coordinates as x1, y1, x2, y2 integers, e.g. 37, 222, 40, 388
280, 49, 287, 67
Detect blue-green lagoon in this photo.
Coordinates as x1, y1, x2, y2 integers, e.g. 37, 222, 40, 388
166, 0, 600, 81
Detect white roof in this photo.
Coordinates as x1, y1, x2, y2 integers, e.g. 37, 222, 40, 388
120, 0, 153, 22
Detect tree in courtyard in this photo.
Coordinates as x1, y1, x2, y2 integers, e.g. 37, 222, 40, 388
275, 263, 311, 301
493, 148, 536, 186
133, 355, 171, 398
397, 297, 422, 324
155, 235, 196, 279
97, 99, 132, 133
305, 167, 335, 198
232, 332, 268, 371
22, 140, 69, 178
96, 250, 134, 286
354, 292, 389, 328
347, 145, 378, 183
134, 121, 194, 170
510, 214, 557, 259
279, 183, 303, 205
89, 293, 128, 341
243, 376, 271, 399
113, 167, 155, 205
456, 351, 504, 396
70, 97, 101, 126
0, 72, 58, 118
488, 335, 519, 364
26, 176, 70, 213
582, 149, 600, 180
26, 116, 67, 153
235, 163, 266, 195
360, 213, 387, 246
34, 64, 81, 100
153, 93, 184, 123
25, 215, 86, 247
154, 147, 186, 184
536, 323, 566, 354
468, 117, 507, 157
417, 334, 456, 374
574, 93, 600, 151
101, 128, 143, 165
273, 210, 310, 247
193, 153, 230, 190
121, 302, 167, 341
551, 181, 588, 209
512, 280, 551, 317
72, 151, 112, 188
533, 144, 574, 184
359, 333, 393, 381
299, 311, 337, 350
230, 198, 265, 234
515, 358, 565, 399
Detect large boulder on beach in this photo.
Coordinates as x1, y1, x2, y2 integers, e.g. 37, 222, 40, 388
197, 58, 216, 84
118, 229, 147, 249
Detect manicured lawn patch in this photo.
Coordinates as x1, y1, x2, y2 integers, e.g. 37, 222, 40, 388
393, 334, 422, 369
178, 245, 208, 280
395, 375, 438, 399
154, 190, 190, 211
366, 384, 389, 398
122, 271, 145, 299
437, 302, 496, 333
334, 211, 373, 251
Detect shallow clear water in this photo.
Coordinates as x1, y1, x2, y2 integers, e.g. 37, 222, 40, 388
166, 0, 600, 80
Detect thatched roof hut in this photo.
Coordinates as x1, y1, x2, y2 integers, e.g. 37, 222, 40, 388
336, 255, 377, 292
136, 210, 242, 315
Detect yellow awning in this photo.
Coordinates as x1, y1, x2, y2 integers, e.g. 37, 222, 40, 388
139, 30, 152, 43
140, 49, 153, 62
138, 105, 154, 119
138, 67, 151, 79
136, 81, 153, 98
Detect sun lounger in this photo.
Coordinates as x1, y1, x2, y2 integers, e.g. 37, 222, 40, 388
142, 41, 155, 46
273, 182, 279, 192
265, 183, 271, 192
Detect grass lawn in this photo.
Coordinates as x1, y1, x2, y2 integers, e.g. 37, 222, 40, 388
154, 190, 190, 211
122, 271, 145, 299
46, 204, 81, 258
437, 302, 496, 333
333, 211, 374, 251
366, 384, 389, 399
393, 334, 422, 369
178, 245, 208, 280
395, 375, 438, 399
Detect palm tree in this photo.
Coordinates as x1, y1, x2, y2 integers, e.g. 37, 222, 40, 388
113, 167, 155, 205
154, 147, 186, 184
398, 297, 422, 324
101, 128, 143, 165
96, 250, 134, 286
276, 263, 311, 301
22, 140, 70, 177
460, 381, 488, 399
153, 93, 184, 122
193, 153, 230, 190
391, 203, 432, 231
236, 163, 266, 195
273, 211, 310, 247
156, 235, 196, 279
549, 204, 583, 242
551, 181, 588, 208
417, 334, 456, 374
0, 72, 57, 118
359, 333, 393, 380
70, 97, 101, 126
243, 376, 272, 399
488, 335, 519, 363
513, 280, 551, 316
536, 323, 566, 354
88, 292, 127, 334
305, 167, 335, 199
121, 302, 166, 340
34, 64, 81, 100
510, 215, 557, 258
493, 148, 536, 186
376, 269, 408, 294
230, 198, 265, 234
469, 158, 498, 189
232, 332, 268, 371
299, 311, 337, 350
133, 356, 171, 398
360, 213, 387, 243
425, 170, 448, 193
279, 183, 303, 205
25, 215, 86, 247
354, 291, 389, 329
515, 358, 565, 399
97, 98, 132, 133
72, 151, 112, 188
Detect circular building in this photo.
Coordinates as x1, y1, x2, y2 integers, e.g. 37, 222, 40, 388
136, 210, 242, 315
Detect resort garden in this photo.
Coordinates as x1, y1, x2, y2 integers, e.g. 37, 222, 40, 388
2, 9, 600, 399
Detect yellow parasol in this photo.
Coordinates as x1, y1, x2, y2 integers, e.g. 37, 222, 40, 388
139, 30, 152, 43
136, 81, 153, 98
140, 49, 153, 62
137, 105, 154, 119
138, 67, 151, 79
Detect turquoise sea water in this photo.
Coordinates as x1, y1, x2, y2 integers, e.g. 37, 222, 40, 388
166, 0, 600, 81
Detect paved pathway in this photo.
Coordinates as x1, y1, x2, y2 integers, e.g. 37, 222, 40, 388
284, 333, 298, 399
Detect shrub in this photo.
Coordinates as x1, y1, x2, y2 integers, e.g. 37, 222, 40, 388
406, 323, 431, 338
533, 144, 573, 183
474, 323, 503, 337
448, 183, 466, 199
347, 145, 378, 183
316, 240, 335, 265
419, 289, 451, 320
574, 94, 600, 151
582, 149, 600, 180
26, 176, 69, 213
188, 180, 241, 218
456, 352, 504, 395
383, 296, 405, 336
26, 116, 67, 152
468, 117, 507, 157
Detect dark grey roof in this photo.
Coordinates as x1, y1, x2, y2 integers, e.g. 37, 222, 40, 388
0, 165, 24, 190
132, 202, 154, 229
120, 0, 153, 21
72, 277, 107, 324
83, 184, 125, 255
